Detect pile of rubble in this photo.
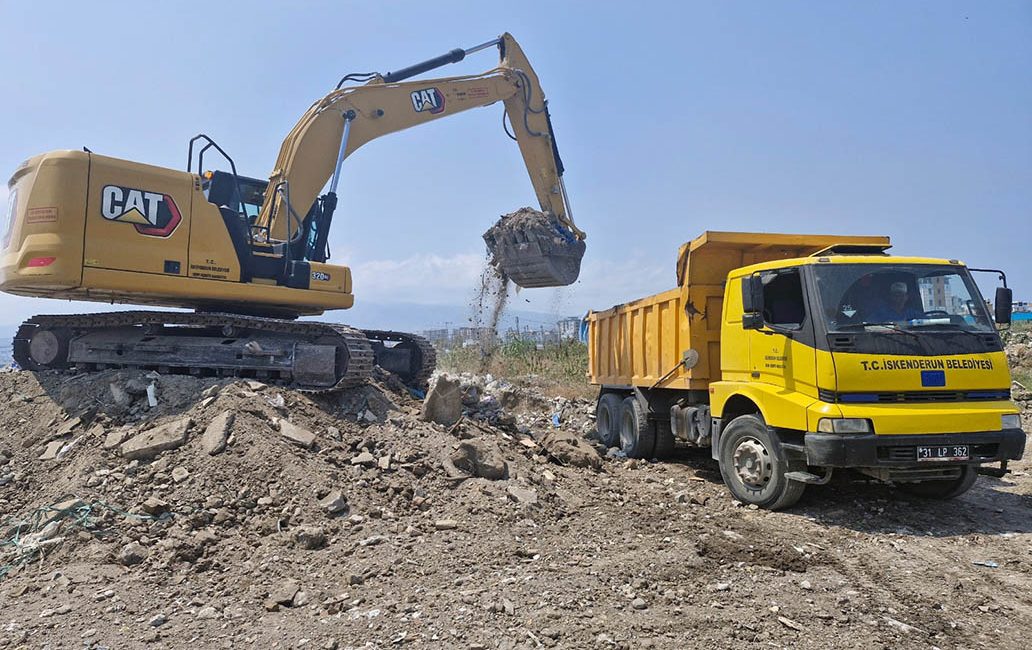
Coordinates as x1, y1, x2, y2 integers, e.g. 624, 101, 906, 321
0, 337, 1029, 648
0, 367, 607, 647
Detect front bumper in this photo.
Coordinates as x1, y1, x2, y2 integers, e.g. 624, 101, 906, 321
805, 428, 1026, 467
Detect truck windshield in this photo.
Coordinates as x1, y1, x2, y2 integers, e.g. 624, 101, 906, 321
813, 264, 995, 333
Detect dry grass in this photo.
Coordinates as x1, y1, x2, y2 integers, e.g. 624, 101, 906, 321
437, 339, 597, 401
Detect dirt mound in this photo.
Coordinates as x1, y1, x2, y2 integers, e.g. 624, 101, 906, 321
0, 346, 1030, 648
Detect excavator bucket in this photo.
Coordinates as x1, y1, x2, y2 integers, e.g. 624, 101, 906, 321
483, 208, 586, 288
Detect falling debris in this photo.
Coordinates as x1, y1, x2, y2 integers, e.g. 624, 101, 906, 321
468, 261, 511, 360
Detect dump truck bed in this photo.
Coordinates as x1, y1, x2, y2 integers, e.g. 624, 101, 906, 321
586, 231, 891, 391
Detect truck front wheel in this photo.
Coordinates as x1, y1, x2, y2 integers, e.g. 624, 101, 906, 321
896, 466, 978, 499
718, 414, 805, 510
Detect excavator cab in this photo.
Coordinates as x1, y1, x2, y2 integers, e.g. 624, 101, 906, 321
202, 170, 337, 289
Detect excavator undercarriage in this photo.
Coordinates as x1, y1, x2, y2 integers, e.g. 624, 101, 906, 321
14, 312, 435, 392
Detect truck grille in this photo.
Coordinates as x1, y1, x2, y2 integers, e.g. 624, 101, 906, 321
818, 389, 1010, 404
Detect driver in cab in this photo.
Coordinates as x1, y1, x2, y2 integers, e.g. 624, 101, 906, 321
869, 281, 923, 323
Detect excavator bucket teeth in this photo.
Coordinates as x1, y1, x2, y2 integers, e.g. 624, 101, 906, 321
483, 208, 585, 288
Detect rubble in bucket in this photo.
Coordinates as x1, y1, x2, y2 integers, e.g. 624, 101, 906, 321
483, 207, 586, 288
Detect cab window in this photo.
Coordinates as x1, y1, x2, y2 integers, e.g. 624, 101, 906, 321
761, 269, 805, 329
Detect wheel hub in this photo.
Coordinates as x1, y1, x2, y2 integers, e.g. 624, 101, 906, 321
732, 437, 772, 488
620, 410, 635, 450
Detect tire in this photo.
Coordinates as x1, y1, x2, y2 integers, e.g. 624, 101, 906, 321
653, 420, 676, 459
717, 414, 805, 510
619, 397, 656, 459
595, 393, 623, 448
896, 466, 978, 499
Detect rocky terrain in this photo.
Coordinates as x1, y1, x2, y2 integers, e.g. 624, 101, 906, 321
0, 345, 1029, 649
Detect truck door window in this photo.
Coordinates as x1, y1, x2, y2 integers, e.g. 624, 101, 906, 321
761, 269, 805, 329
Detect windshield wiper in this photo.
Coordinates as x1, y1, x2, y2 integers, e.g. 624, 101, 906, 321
834, 322, 922, 340
902, 322, 992, 341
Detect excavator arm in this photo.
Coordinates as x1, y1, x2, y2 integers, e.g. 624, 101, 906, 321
253, 33, 585, 287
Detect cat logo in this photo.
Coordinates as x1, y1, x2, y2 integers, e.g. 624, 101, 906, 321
410, 87, 445, 114
101, 185, 182, 238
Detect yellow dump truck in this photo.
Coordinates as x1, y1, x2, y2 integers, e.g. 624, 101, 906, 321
587, 231, 1026, 508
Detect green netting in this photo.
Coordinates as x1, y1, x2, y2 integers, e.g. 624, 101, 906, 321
0, 495, 155, 580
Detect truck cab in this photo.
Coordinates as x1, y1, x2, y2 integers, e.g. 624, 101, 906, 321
587, 232, 1025, 509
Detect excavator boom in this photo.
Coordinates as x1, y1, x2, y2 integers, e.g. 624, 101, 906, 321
256, 33, 584, 286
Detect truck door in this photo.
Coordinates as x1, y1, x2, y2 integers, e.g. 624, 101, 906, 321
749, 268, 818, 397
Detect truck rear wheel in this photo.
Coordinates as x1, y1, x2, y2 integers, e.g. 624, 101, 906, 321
595, 393, 623, 448
896, 466, 977, 499
717, 414, 805, 510
620, 396, 656, 459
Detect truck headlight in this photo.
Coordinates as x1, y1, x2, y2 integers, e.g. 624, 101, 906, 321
817, 418, 872, 434
1001, 414, 1021, 430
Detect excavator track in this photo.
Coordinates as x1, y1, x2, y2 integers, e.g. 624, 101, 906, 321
12, 311, 384, 393
361, 329, 436, 390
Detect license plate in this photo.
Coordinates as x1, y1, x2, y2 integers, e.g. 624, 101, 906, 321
916, 445, 969, 462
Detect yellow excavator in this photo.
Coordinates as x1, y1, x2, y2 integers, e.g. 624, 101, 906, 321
0, 33, 585, 390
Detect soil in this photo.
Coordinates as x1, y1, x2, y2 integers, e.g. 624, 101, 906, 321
484, 207, 558, 236
482, 208, 585, 290
0, 356, 1029, 649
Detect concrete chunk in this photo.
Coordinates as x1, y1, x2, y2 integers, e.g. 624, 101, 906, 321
39, 440, 64, 461
103, 428, 131, 450
279, 420, 316, 449
202, 411, 234, 455
506, 484, 539, 506
120, 417, 192, 460
443, 439, 507, 480
55, 417, 81, 437
318, 490, 348, 515
421, 375, 462, 427
351, 451, 375, 467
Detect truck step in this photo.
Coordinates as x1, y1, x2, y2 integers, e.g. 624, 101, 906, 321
785, 469, 834, 485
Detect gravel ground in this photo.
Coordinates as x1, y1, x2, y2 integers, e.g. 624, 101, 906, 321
0, 363, 1028, 650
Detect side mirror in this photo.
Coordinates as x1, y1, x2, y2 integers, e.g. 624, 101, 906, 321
741, 275, 764, 315
995, 287, 1013, 325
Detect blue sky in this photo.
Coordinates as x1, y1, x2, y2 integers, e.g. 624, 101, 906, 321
1, 1, 1029, 329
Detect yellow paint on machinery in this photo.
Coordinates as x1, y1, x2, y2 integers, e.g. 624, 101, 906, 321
0, 33, 584, 391
1, 151, 352, 314
587, 230, 1025, 509
1, 33, 582, 320
587, 231, 891, 389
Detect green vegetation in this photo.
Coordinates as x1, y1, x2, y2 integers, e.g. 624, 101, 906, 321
437, 339, 595, 400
